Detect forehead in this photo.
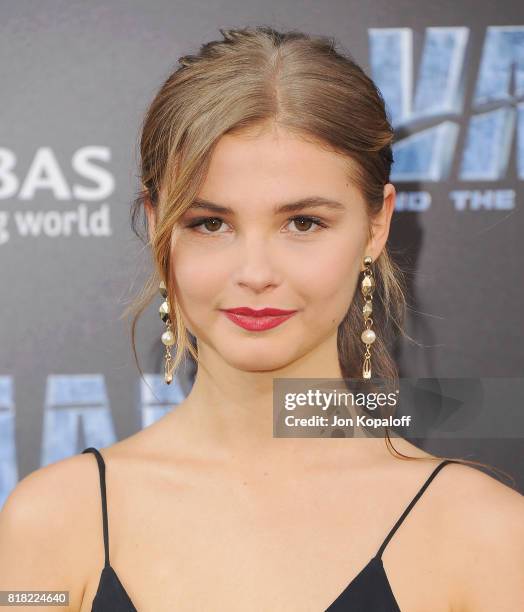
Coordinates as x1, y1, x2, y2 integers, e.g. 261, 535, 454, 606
197, 126, 362, 210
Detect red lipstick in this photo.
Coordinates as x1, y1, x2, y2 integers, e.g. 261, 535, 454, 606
220, 306, 298, 331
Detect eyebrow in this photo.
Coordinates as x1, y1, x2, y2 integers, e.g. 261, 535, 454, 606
188, 196, 347, 215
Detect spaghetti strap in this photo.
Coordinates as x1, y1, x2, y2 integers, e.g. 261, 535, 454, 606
82, 446, 110, 568
375, 459, 459, 559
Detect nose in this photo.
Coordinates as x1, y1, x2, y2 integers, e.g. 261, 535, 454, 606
232, 234, 281, 293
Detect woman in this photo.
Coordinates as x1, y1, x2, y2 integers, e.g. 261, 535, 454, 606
1, 26, 523, 612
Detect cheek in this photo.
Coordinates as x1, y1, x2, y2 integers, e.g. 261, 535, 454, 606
292, 236, 362, 308
172, 247, 228, 307
170, 249, 227, 338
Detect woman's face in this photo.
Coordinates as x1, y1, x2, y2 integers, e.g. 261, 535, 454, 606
168, 125, 392, 372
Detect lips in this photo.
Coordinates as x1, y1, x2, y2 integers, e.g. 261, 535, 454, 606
220, 306, 298, 331
223, 307, 297, 317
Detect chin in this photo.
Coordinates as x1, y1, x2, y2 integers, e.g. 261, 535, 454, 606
223, 348, 297, 373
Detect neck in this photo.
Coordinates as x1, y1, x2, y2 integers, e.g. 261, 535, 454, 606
177, 331, 363, 464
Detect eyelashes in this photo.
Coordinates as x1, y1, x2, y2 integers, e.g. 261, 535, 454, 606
184, 215, 329, 236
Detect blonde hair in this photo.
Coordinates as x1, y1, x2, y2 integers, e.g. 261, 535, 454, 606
123, 25, 513, 484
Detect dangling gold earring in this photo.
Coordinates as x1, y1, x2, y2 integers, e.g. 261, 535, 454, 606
360, 255, 376, 379
158, 280, 175, 384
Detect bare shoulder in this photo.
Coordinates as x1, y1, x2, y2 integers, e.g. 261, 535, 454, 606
432, 460, 524, 611
0, 451, 107, 610
379, 437, 524, 609
434, 459, 524, 528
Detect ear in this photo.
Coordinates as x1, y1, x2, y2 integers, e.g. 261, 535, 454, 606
363, 183, 396, 268
144, 194, 157, 245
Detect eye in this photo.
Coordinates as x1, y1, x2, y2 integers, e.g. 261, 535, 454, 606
184, 214, 328, 236
185, 216, 229, 234
286, 215, 328, 234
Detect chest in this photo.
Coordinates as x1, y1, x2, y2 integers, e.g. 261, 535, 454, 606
81, 466, 452, 611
